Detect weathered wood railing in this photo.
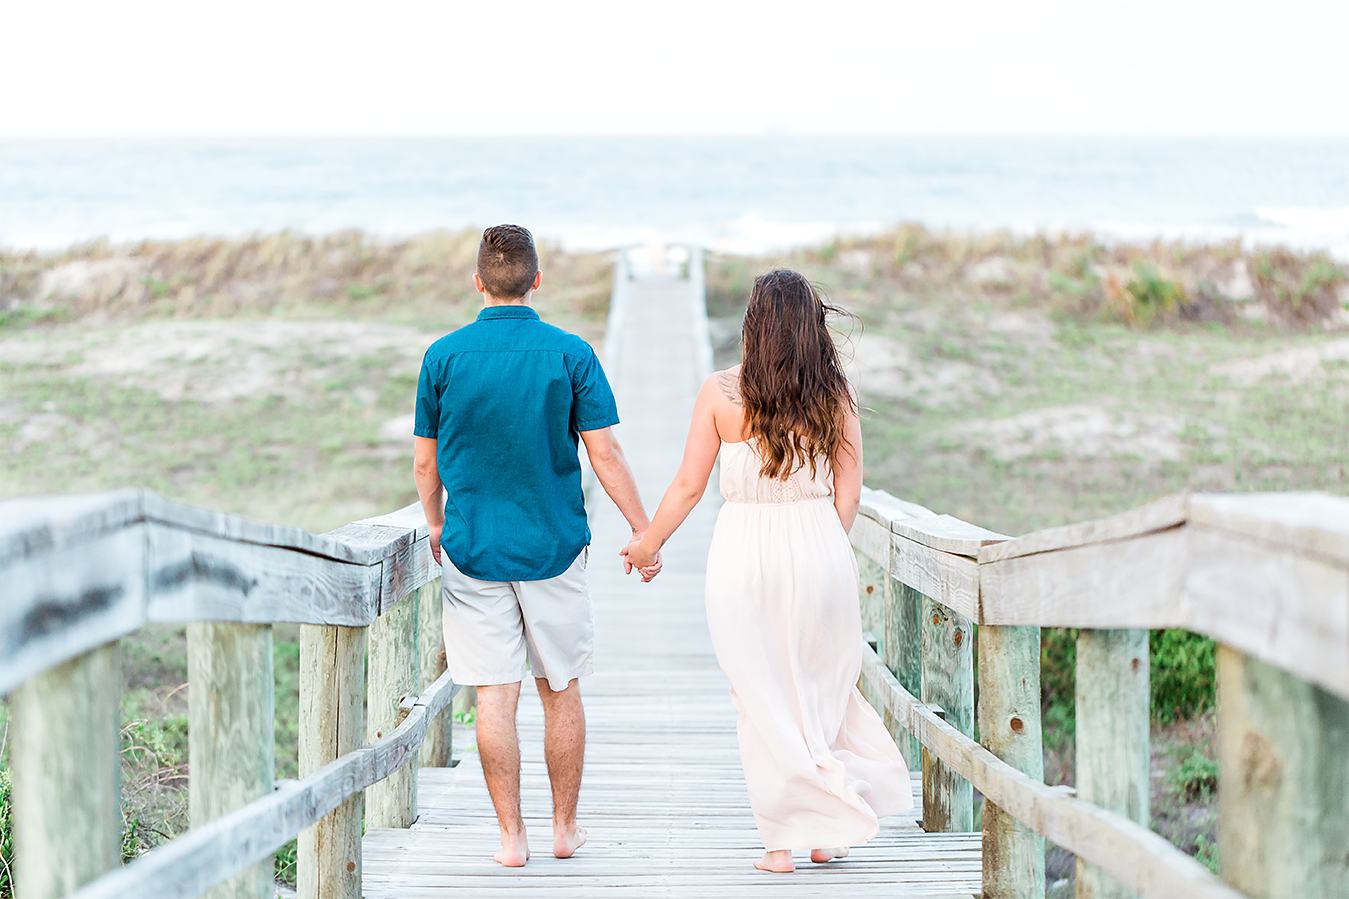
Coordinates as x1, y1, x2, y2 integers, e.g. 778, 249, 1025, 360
1, 489, 457, 899
852, 487, 1349, 899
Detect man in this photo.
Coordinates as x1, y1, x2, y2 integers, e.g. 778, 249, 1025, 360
413, 224, 658, 867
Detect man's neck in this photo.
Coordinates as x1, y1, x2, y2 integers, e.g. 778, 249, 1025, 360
483, 292, 532, 307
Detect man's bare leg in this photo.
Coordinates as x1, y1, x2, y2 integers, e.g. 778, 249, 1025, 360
535, 677, 587, 858
476, 681, 529, 866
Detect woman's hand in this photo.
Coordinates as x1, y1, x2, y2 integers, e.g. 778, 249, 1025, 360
620, 539, 662, 582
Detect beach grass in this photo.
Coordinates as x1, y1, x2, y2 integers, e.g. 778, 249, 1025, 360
1, 226, 1346, 894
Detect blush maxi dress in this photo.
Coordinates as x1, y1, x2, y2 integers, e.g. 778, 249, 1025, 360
705, 438, 914, 851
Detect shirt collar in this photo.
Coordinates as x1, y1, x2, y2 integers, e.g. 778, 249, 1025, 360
477, 305, 539, 322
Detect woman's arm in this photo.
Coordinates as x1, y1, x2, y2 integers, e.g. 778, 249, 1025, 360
832, 399, 863, 534
623, 375, 724, 569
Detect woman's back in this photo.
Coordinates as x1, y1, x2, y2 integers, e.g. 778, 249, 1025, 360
719, 437, 834, 506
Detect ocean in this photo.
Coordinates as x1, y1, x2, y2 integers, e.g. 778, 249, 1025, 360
2, 135, 1347, 257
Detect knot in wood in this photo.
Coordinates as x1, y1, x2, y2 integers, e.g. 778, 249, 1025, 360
1131, 657, 1141, 673
953, 629, 963, 647
347, 862, 356, 873
932, 614, 940, 625
866, 585, 874, 594
1010, 717, 1024, 734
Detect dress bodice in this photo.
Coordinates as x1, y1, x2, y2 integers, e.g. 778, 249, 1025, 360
719, 438, 835, 504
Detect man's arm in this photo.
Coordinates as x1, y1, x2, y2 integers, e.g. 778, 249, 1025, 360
580, 427, 657, 575
414, 436, 446, 565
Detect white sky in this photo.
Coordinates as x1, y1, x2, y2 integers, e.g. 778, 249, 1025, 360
4, 0, 1347, 136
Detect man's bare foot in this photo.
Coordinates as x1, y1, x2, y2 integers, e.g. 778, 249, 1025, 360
755, 850, 795, 873
494, 832, 529, 867
810, 847, 850, 863
554, 823, 587, 858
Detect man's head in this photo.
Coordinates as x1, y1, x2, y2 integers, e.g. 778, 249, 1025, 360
476, 224, 541, 302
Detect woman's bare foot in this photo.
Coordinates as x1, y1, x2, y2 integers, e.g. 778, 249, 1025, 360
755, 850, 795, 873
810, 847, 849, 863
494, 831, 530, 867
554, 823, 587, 858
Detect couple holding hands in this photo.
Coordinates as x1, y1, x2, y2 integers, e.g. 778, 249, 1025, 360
413, 225, 911, 874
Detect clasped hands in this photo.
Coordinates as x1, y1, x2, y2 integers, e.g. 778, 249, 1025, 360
620, 534, 662, 583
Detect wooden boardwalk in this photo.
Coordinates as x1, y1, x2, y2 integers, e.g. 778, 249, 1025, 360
362, 270, 982, 897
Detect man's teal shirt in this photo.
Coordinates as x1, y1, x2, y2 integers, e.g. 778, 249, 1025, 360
414, 305, 619, 582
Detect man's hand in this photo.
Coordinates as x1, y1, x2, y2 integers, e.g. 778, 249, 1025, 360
429, 522, 443, 566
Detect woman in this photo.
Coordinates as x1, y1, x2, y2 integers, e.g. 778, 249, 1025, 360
623, 269, 913, 873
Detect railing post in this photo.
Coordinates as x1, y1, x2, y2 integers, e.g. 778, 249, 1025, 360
417, 577, 452, 767
885, 579, 923, 769
922, 596, 975, 832
298, 624, 366, 899
188, 622, 276, 899
979, 624, 1045, 899
1216, 645, 1349, 898
366, 592, 420, 828
856, 552, 886, 659
1075, 629, 1149, 899
10, 643, 122, 899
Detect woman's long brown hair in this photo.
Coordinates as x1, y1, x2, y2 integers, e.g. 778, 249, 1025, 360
740, 269, 855, 480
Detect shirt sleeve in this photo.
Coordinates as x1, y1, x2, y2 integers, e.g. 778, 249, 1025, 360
414, 351, 440, 439
570, 345, 620, 432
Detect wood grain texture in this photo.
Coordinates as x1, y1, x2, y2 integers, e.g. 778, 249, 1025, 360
885, 577, 923, 769
146, 524, 381, 627
857, 486, 931, 528
979, 528, 1189, 628
0, 525, 147, 695
367, 592, 420, 829
850, 513, 892, 570
1075, 630, 1150, 899
978, 624, 1045, 899
416, 579, 451, 768
298, 624, 367, 899
858, 644, 1242, 899
68, 670, 460, 899
891, 533, 980, 622
0, 488, 145, 566
1190, 491, 1349, 566
11, 643, 122, 899
922, 596, 974, 833
979, 494, 1189, 564
1185, 525, 1349, 701
1217, 645, 1349, 899
188, 622, 275, 899
857, 551, 888, 661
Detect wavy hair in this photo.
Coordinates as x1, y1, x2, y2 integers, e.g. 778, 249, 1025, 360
740, 269, 855, 480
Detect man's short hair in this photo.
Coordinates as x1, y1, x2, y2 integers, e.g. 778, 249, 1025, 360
477, 225, 540, 299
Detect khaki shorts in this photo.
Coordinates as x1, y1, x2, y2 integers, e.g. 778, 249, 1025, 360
440, 547, 594, 693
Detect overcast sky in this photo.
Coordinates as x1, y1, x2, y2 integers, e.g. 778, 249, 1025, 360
5, 0, 1347, 136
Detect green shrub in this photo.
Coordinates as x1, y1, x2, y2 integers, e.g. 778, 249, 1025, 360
275, 838, 298, 885
1125, 264, 1184, 326
1, 767, 12, 899
1039, 628, 1216, 740
1040, 627, 1078, 746
1151, 630, 1215, 724
1170, 748, 1219, 801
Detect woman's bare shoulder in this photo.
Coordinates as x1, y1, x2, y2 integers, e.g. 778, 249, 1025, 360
707, 366, 742, 407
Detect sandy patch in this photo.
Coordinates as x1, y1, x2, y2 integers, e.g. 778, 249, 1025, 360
0, 320, 441, 403
848, 333, 1001, 407
1211, 338, 1349, 385
950, 404, 1197, 462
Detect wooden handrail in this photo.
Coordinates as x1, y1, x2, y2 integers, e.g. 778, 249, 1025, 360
67, 669, 459, 899
851, 484, 1349, 899
0, 491, 436, 695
